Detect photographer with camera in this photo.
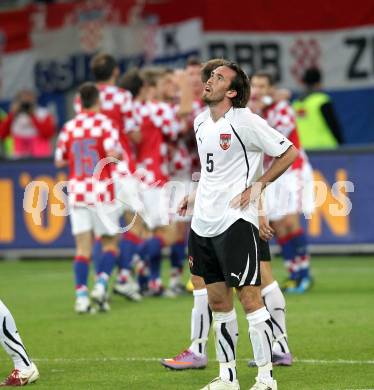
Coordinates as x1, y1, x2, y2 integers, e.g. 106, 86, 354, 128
0, 90, 55, 158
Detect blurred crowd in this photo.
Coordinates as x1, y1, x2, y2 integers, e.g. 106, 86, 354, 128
0, 59, 343, 161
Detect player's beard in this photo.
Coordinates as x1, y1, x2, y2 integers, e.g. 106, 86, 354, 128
202, 91, 225, 106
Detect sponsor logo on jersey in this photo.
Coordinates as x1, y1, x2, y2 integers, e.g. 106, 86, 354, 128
188, 256, 194, 268
220, 133, 231, 150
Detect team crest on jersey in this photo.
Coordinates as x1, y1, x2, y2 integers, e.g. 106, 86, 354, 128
220, 133, 231, 150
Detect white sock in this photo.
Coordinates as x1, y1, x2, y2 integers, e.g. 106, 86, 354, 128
213, 310, 238, 383
169, 267, 182, 289
262, 281, 290, 354
189, 289, 211, 357
247, 306, 274, 382
0, 300, 32, 370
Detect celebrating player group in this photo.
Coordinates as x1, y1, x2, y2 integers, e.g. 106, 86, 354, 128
51, 53, 315, 390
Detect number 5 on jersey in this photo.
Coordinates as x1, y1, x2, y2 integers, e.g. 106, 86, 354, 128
206, 153, 214, 172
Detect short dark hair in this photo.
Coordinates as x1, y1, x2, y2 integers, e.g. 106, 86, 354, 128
302, 67, 322, 86
79, 82, 99, 109
251, 70, 275, 86
225, 62, 250, 108
201, 58, 227, 83
90, 53, 117, 82
186, 56, 201, 67
118, 68, 144, 98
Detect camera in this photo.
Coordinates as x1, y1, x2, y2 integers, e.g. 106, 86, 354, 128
19, 101, 33, 113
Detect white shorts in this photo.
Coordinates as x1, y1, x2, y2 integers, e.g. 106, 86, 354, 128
69, 204, 119, 237
114, 175, 144, 214
140, 186, 170, 230
265, 164, 315, 221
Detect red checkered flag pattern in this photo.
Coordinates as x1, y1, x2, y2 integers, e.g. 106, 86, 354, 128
55, 111, 121, 206
134, 100, 178, 186
290, 38, 321, 83
264, 100, 306, 170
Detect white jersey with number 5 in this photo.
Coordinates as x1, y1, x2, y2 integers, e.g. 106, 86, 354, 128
191, 107, 293, 237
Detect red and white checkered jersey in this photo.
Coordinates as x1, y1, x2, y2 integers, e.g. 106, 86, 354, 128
55, 111, 121, 206
74, 83, 138, 173
263, 100, 306, 170
188, 99, 206, 174
134, 100, 179, 186
167, 102, 194, 177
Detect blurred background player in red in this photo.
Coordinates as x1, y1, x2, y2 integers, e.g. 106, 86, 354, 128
122, 66, 193, 296
249, 70, 315, 293
55, 82, 122, 313
0, 89, 55, 158
75, 53, 144, 302
0, 300, 39, 386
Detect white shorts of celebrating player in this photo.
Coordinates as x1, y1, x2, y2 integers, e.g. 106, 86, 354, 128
114, 174, 144, 215
70, 204, 120, 237
140, 180, 193, 229
140, 186, 170, 230
265, 163, 315, 221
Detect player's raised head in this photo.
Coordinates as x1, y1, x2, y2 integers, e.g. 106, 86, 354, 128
79, 82, 99, 109
201, 58, 227, 83
203, 60, 250, 108
90, 53, 119, 82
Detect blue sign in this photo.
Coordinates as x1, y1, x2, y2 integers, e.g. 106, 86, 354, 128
0, 150, 373, 251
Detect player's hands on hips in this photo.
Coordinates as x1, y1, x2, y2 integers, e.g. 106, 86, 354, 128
259, 215, 274, 241
230, 183, 263, 210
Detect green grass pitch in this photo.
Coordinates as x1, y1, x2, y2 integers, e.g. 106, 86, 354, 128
0, 256, 373, 389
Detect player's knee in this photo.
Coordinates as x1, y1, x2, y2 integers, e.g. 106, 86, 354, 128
76, 248, 91, 259
101, 236, 118, 254
75, 241, 92, 259
238, 287, 263, 313
208, 295, 233, 312
191, 275, 206, 290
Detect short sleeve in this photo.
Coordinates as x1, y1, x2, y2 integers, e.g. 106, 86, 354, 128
236, 111, 293, 157
55, 128, 68, 163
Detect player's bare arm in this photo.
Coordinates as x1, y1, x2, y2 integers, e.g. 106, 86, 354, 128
258, 195, 274, 241
231, 145, 298, 210
178, 189, 197, 217
175, 69, 194, 118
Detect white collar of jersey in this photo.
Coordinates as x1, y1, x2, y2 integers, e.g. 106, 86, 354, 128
222, 106, 234, 120
209, 106, 234, 123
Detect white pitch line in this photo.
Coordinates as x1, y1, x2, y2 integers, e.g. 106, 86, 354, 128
0, 357, 371, 365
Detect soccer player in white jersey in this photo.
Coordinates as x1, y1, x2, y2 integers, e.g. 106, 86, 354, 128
0, 300, 39, 386
177, 61, 298, 390
162, 60, 294, 375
